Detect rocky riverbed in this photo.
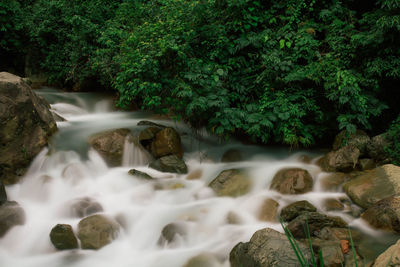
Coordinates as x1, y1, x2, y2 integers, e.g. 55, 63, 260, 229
0, 72, 399, 267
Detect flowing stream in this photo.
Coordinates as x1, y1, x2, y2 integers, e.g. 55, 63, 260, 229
0, 88, 397, 267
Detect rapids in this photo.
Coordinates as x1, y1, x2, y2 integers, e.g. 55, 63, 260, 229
0, 88, 397, 267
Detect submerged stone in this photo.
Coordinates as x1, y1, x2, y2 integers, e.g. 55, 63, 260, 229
209, 169, 251, 197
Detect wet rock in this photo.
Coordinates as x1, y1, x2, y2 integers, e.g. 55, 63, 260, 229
208, 169, 251, 197
361, 196, 400, 233
344, 250, 363, 267
270, 168, 313, 194
70, 197, 103, 218
357, 158, 376, 171
0, 201, 25, 237
320, 242, 344, 267
372, 239, 400, 267
297, 154, 312, 164
323, 198, 345, 211
258, 198, 279, 222
183, 253, 220, 267
0, 72, 57, 184
221, 149, 242, 163
0, 180, 7, 205
150, 127, 183, 158
226, 211, 243, 224
49, 224, 78, 250
186, 169, 202, 180
137, 120, 166, 128
317, 145, 360, 173
159, 222, 188, 245
321, 172, 349, 192
280, 200, 317, 222
287, 212, 347, 238
230, 228, 311, 267
368, 133, 393, 163
138, 127, 162, 147
128, 169, 154, 180
320, 172, 348, 191
51, 111, 66, 122
317, 227, 361, 242
343, 164, 400, 209
87, 128, 132, 167
306, 239, 344, 267
149, 155, 188, 174
77, 214, 120, 250
333, 130, 370, 156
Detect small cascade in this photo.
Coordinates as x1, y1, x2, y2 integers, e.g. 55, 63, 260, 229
122, 136, 151, 167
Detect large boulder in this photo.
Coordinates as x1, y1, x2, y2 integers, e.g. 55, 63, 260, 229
280, 200, 317, 222
0, 72, 57, 184
208, 169, 251, 197
87, 128, 132, 167
77, 214, 120, 249
150, 127, 183, 158
287, 212, 347, 238
342, 164, 400, 209
149, 155, 188, 174
372, 239, 400, 267
333, 130, 370, 156
49, 224, 78, 250
0, 201, 25, 237
270, 168, 313, 194
368, 133, 393, 163
230, 228, 311, 267
317, 145, 360, 173
361, 196, 400, 233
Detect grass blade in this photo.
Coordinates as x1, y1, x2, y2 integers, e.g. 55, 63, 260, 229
319, 249, 324, 267
348, 228, 358, 267
304, 219, 317, 266
280, 219, 306, 266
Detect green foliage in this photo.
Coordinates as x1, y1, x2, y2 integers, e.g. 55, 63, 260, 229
386, 115, 400, 166
1, 0, 399, 146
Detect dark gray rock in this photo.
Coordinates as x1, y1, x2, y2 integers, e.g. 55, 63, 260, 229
49, 224, 78, 250
0, 201, 25, 237
128, 169, 154, 180
0, 72, 57, 184
149, 155, 188, 174
280, 200, 317, 222
287, 212, 347, 238
230, 228, 311, 267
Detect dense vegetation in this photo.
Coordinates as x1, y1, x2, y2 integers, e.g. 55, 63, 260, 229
1, 0, 399, 147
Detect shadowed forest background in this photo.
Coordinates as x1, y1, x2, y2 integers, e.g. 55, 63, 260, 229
1, 0, 399, 160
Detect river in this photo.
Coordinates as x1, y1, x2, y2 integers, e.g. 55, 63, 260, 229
0, 88, 397, 267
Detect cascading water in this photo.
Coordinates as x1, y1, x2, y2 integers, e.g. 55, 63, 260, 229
0, 88, 397, 267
